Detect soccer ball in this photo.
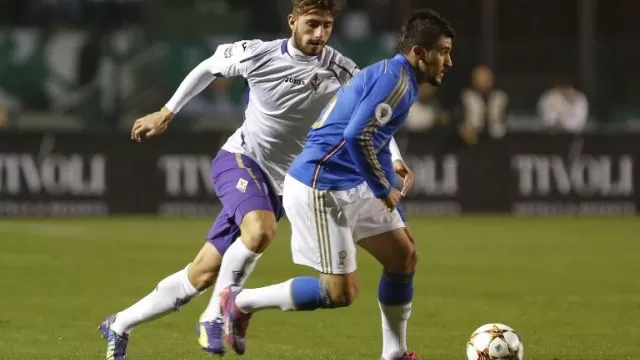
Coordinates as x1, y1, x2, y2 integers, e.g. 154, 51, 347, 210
466, 323, 524, 360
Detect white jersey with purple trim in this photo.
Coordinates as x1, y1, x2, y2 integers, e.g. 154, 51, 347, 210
166, 38, 358, 194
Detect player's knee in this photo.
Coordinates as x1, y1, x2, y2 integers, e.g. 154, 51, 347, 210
240, 210, 278, 253
242, 223, 277, 253
326, 279, 359, 308
385, 242, 418, 274
405, 244, 419, 272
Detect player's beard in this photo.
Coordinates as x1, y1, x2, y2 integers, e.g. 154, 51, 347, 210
419, 58, 442, 87
293, 31, 322, 56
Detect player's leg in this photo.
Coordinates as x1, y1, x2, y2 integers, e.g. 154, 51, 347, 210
356, 204, 419, 360
199, 210, 277, 319
197, 151, 283, 351
98, 242, 219, 359
97, 150, 260, 358
193, 209, 239, 354
110, 242, 221, 333
98, 214, 230, 359
196, 210, 276, 353
219, 175, 361, 354
219, 270, 359, 354
98, 154, 241, 358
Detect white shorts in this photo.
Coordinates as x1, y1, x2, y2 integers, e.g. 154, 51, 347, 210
283, 174, 405, 275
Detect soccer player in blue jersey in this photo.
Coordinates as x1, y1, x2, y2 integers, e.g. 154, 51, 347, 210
218, 9, 455, 360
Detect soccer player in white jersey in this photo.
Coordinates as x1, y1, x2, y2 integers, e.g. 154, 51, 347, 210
97, 1, 414, 359
219, 9, 455, 360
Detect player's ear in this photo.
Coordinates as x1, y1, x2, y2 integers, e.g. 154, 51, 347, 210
411, 45, 424, 58
411, 45, 429, 62
287, 13, 296, 31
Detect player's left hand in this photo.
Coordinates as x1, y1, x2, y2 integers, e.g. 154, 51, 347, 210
393, 159, 414, 197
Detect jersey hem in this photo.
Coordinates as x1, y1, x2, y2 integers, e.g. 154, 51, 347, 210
287, 170, 366, 192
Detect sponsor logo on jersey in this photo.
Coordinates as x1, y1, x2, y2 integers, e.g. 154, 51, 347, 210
283, 77, 305, 85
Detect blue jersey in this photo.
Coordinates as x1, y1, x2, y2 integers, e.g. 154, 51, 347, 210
288, 54, 418, 198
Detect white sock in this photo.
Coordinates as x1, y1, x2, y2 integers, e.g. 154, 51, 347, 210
235, 279, 295, 313
199, 238, 262, 321
379, 302, 412, 359
110, 265, 198, 334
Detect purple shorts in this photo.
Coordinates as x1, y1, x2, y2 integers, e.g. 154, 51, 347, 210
206, 150, 284, 255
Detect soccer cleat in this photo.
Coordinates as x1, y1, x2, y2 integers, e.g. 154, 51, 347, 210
382, 352, 420, 360
98, 314, 129, 360
220, 286, 252, 355
197, 318, 225, 355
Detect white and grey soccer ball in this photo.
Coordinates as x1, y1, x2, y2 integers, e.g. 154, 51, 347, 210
466, 323, 524, 360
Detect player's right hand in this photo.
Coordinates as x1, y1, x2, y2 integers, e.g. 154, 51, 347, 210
382, 187, 402, 212
130, 107, 173, 143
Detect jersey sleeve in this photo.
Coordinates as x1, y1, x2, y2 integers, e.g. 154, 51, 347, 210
164, 40, 267, 113
206, 39, 269, 77
343, 66, 411, 198
328, 48, 360, 85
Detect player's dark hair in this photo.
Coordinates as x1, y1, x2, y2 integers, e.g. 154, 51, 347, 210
397, 9, 456, 53
292, 0, 344, 17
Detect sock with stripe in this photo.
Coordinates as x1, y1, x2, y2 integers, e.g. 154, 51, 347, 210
235, 276, 331, 313
378, 271, 414, 359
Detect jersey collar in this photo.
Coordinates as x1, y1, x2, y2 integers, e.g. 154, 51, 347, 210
281, 38, 322, 62
394, 53, 418, 87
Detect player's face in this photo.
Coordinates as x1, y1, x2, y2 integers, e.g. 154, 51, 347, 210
288, 10, 335, 56
415, 36, 453, 86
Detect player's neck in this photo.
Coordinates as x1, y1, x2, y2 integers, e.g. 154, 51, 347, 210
398, 53, 422, 84
286, 38, 320, 62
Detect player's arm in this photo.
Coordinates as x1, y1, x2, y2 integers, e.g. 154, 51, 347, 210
335, 51, 413, 195
388, 137, 415, 196
343, 69, 410, 199
389, 137, 402, 162
164, 40, 261, 116
131, 40, 263, 142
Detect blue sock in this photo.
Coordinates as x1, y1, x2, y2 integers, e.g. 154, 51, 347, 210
290, 277, 331, 310
378, 272, 414, 358
378, 271, 414, 305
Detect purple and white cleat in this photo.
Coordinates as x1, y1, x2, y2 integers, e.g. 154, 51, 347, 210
197, 318, 225, 355
98, 314, 129, 360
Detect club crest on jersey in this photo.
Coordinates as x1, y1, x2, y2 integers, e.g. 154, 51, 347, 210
310, 73, 323, 90
375, 103, 393, 124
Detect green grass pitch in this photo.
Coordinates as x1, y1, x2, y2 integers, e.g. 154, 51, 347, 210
1, 216, 639, 359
